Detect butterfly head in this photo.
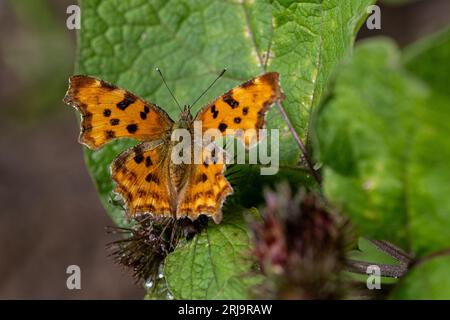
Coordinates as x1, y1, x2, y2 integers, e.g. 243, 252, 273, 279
176, 104, 193, 128
155, 67, 225, 129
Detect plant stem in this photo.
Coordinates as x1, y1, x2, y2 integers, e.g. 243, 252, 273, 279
414, 247, 450, 267
346, 240, 413, 278
368, 239, 412, 266
346, 260, 408, 278
275, 101, 322, 184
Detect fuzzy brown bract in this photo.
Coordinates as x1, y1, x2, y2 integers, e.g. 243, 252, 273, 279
252, 184, 355, 299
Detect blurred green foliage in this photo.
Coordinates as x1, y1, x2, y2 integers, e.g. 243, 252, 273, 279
390, 255, 450, 299
315, 29, 450, 298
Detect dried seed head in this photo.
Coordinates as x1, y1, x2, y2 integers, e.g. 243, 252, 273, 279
107, 215, 207, 287
252, 183, 355, 299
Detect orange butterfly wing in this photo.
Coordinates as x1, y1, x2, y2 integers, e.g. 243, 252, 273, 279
63, 75, 173, 150
195, 72, 284, 147
111, 141, 173, 218
177, 72, 283, 223
177, 147, 232, 224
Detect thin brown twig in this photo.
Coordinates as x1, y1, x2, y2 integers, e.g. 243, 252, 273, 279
368, 239, 412, 266
346, 239, 414, 278
346, 260, 408, 278
414, 247, 450, 267
275, 101, 322, 184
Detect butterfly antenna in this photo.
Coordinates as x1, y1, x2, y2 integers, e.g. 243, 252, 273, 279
189, 68, 227, 110
156, 67, 182, 112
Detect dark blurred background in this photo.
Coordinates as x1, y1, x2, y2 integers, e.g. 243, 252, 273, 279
0, 0, 448, 299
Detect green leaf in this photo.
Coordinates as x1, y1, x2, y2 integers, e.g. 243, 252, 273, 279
314, 38, 450, 256
269, 0, 375, 138
401, 28, 450, 256
349, 238, 398, 266
164, 207, 261, 299
390, 255, 450, 299
405, 94, 450, 256
315, 38, 424, 249
226, 164, 317, 208
75, 0, 373, 225
403, 27, 450, 99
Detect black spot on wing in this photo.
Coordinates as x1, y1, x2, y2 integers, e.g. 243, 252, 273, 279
132, 144, 144, 164
218, 123, 228, 132
145, 173, 160, 184
100, 80, 116, 91
105, 130, 115, 139
110, 118, 120, 126
133, 153, 144, 164
210, 104, 219, 119
126, 124, 138, 134
117, 93, 136, 111
103, 109, 111, 117
145, 156, 152, 167
223, 92, 239, 109
137, 189, 147, 198
196, 173, 208, 184
240, 78, 254, 88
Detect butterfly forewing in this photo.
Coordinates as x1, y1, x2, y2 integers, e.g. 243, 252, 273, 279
64, 75, 173, 150
195, 72, 284, 148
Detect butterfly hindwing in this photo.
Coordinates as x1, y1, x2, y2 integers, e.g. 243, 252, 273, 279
64, 75, 174, 150
195, 72, 284, 148
111, 141, 173, 218
177, 147, 233, 223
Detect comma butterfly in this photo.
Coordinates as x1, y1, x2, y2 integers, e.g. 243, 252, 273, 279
64, 71, 284, 223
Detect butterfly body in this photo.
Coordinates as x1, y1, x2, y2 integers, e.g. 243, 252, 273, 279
167, 105, 194, 202
64, 72, 284, 223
